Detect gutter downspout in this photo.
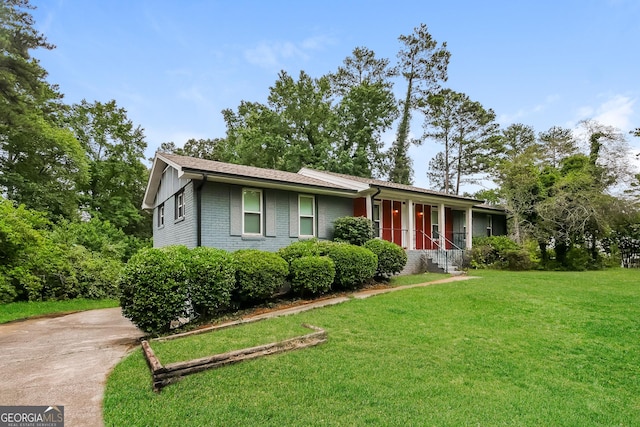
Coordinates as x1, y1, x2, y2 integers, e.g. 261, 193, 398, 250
196, 174, 208, 247
370, 186, 382, 221
369, 187, 382, 237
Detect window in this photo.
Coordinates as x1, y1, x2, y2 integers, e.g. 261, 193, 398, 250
373, 203, 381, 238
157, 204, 165, 227
431, 208, 439, 239
175, 191, 185, 220
299, 195, 315, 237
243, 189, 262, 234
486, 215, 493, 237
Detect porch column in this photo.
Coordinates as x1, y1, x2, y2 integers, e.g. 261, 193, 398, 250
439, 203, 446, 248
366, 194, 373, 220
466, 206, 473, 249
407, 199, 414, 250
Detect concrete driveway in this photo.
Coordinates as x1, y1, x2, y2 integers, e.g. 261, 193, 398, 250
0, 308, 142, 427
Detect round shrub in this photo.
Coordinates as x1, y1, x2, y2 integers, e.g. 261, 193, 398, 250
364, 239, 408, 278
118, 246, 190, 334
233, 249, 289, 303
277, 239, 322, 266
322, 243, 377, 289
187, 247, 235, 317
333, 216, 374, 246
290, 256, 335, 296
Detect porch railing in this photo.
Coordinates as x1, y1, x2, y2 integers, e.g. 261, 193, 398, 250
377, 228, 467, 273
414, 230, 466, 273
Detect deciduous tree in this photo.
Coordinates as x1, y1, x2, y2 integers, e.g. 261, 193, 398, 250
0, 0, 88, 219
67, 100, 149, 236
329, 47, 398, 177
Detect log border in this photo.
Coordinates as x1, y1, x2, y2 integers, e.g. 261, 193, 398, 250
141, 323, 327, 391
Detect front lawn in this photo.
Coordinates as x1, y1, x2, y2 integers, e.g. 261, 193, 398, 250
104, 269, 640, 426
0, 298, 119, 324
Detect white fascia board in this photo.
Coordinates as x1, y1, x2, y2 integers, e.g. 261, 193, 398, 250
142, 156, 166, 209
298, 168, 370, 192
180, 172, 359, 198
374, 188, 479, 208
141, 153, 186, 210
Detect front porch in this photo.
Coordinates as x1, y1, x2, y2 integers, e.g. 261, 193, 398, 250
353, 195, 474, 251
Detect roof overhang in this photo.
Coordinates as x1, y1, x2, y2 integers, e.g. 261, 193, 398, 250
298, 167, 370, 192
179, 168, 359, 198
370, 187, 482, 209
142, 154, 359, 210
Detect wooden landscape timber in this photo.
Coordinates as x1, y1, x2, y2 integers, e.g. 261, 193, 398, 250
141, 324, 327, 391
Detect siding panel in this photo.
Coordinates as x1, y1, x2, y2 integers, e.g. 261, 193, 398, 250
229, 186, 242, 236
265, 190, 277, 237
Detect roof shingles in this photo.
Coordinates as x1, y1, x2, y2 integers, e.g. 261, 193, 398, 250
159, 153, 353, 191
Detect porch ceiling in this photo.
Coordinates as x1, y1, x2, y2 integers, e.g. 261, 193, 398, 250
373, 188, 480, 209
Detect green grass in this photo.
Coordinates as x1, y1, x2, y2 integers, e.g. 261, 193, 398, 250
152, 320, 314, 364
388, 271, 450, 286
104, 269, 640, 426
0, 298, 119, 324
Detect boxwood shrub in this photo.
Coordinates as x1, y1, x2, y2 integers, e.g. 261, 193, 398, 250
290, 256, 335, 296
187, 247, 236, 317
233, 249, 289, 303
322, 243, 377, 289
333, 216, 374, 246
364, 239, 408, 278
118, 246, 190, 334
277, 239, 322, 266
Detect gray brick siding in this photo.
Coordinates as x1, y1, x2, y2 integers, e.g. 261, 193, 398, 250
153, 181, 197, 248
157, 181, 355, 253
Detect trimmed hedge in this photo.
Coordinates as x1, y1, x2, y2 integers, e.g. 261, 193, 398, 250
188, 247, 236, 317
233, 249, 289, 303
119, 246, 190, 334
277, 239, 322, 266
290, 256, 335, 296
364, 239, 408, 278
322, 243, 377, 289
333, 216, 374, 246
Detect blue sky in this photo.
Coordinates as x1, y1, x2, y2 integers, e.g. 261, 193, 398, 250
32, 0, 640, 189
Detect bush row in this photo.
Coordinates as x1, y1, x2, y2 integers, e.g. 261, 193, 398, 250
470, 236, 618, 271
119, 238, 408, 334
0, 199, 148, 303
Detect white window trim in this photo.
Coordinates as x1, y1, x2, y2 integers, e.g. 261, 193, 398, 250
298, 194, 316, 237
158, 203, 165, 228
242, 188, 263, 235
373, 202, 382, 238
175, 191, 185, 221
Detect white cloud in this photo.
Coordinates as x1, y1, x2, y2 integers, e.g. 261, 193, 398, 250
593, 94, 635, 130
243, 36, 334, 70
178, 85, 207, 104
498, 94, 560, 125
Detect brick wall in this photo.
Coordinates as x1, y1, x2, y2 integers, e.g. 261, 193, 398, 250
153, 181, 197, 248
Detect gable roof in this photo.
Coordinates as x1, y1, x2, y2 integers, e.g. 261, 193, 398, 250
142, 153, 358, 209
143, 153, 502, 212
298, 168, 483, 204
